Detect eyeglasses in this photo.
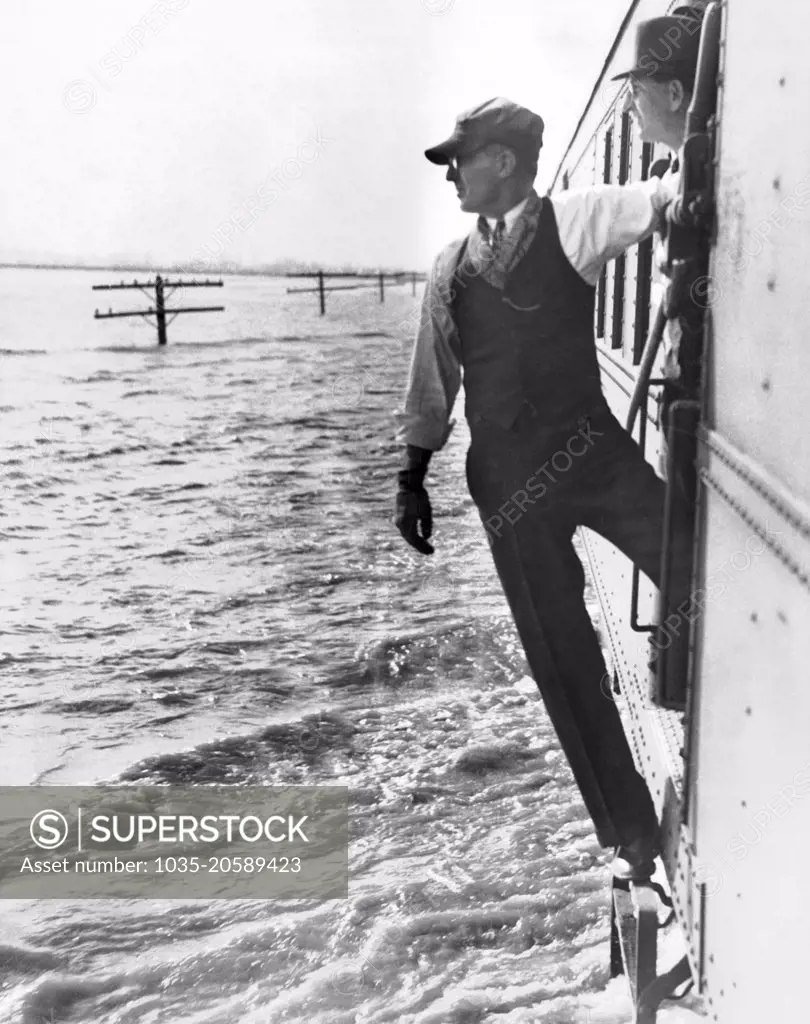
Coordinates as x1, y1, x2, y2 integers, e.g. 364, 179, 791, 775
447, 148, 490, 172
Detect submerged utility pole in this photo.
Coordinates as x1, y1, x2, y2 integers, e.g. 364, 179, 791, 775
92, 274, 225, 345
286, 270, 427, 315
155, 274, 168, 345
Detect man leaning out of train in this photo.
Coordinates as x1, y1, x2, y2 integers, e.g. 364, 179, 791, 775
392, 73, 704, 877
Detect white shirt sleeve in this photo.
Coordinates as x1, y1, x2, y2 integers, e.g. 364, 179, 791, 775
550, 177, 678, 286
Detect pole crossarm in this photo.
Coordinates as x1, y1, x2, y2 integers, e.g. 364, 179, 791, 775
93, 305, 224, 319
286, 283, 377, 294
285, 272, 383, 279
161, 305, 225, 314
92, 278, 223, 290
162, 279, 223, 287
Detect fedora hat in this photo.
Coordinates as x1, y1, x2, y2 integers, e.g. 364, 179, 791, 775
612, 5, 706, 88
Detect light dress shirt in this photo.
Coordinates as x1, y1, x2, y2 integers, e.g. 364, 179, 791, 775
483, 195, 530, 237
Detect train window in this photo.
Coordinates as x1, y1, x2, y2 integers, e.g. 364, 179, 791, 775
611, 114, 631, 349
640, 141, 654, 181
596, 271, 607, 340
618, 112, 631, 185
602, 127, 613, 184
633, 143, 655, 363
595, 127, 613, 340
611, 255, 626, 349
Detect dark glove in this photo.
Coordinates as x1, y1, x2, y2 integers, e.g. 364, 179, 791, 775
395, 446, 434, 555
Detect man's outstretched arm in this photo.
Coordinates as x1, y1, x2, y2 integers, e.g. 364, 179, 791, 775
551, 174, 678, 286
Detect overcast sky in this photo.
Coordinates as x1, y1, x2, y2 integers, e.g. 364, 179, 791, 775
3, 0, 632, 270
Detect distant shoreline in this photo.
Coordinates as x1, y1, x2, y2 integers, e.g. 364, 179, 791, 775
0, 261, 419, 277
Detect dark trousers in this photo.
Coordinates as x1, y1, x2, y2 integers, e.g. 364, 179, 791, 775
466, 405, 683, 848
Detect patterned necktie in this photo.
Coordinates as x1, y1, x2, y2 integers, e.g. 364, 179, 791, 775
478, 216, 507, 257
491, 218, 506, 254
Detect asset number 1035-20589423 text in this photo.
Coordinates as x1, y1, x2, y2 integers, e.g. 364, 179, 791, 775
154, 856, 302, 873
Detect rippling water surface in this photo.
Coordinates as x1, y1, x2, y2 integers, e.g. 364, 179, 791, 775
0, 268, 704, 1023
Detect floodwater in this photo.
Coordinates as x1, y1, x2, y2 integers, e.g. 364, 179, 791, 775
0, 267, 704, 1023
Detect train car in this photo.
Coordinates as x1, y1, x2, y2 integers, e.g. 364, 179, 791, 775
550, 1, 810, 1021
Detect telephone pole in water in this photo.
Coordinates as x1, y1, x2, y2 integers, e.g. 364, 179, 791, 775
92, 274, 224, 345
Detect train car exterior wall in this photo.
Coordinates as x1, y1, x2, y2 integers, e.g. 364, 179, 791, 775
551, 1, 810, 1020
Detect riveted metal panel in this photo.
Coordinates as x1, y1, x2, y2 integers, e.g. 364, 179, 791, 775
710, 2, 810, 507
689, 429, 810, 1021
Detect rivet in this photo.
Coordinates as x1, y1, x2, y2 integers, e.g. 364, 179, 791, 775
750, 612, 758, 622
777, 610, 788, 623
741, 800, 747, 808
762, 379, 771, 392
779, 76, 786, 86
773, 177, 781, 190
767, 278, 776, 291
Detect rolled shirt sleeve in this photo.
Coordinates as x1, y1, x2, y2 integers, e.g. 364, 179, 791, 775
394, 245, 463, 451
551, 175, 679, 286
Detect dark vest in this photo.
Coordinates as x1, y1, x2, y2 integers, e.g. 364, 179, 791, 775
453, 198, 607, 431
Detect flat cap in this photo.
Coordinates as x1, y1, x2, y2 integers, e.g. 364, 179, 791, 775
424, 97, 544, 165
